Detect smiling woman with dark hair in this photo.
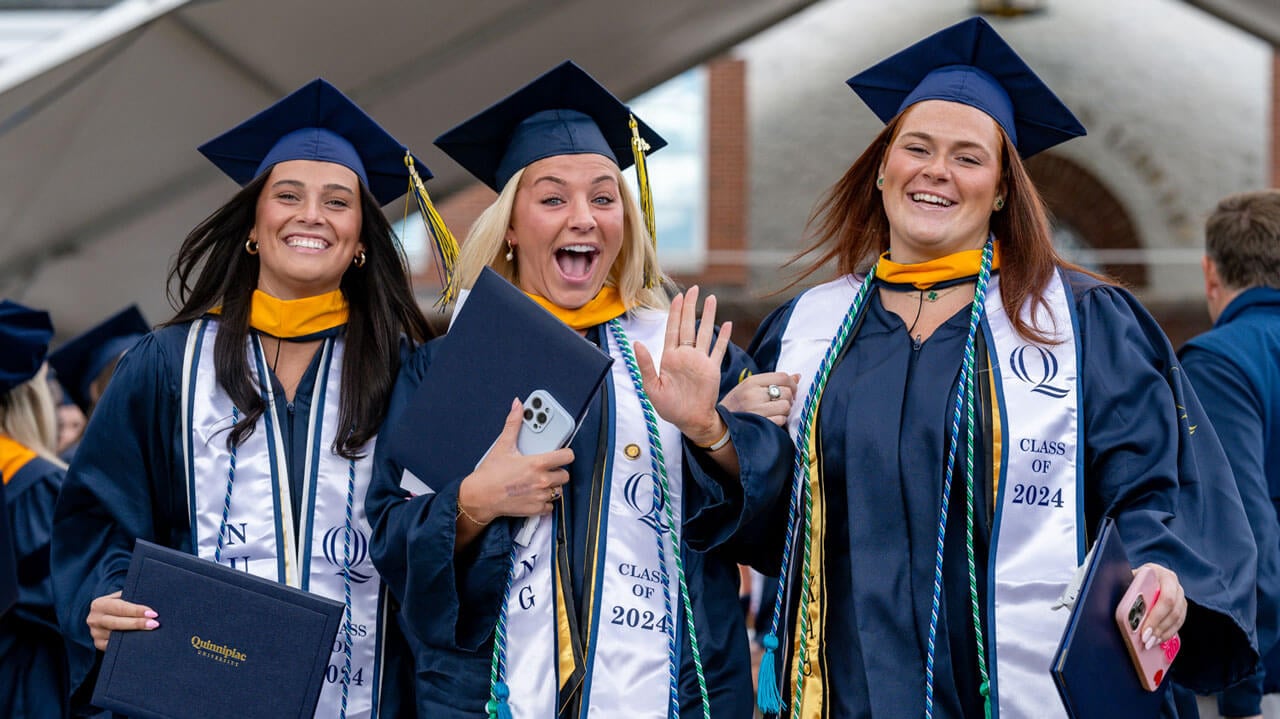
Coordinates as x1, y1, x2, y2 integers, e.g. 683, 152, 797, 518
50, 79, 434, 718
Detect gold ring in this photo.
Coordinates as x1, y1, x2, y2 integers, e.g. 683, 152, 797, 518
680, 340, 695, 346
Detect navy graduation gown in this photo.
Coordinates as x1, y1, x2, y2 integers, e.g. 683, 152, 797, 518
50, 322, 414, 715
366, 322, 789, 718
749, 271, 1258, 718
1, 453, 68, 719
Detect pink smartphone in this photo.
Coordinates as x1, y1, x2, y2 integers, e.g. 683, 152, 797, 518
1114, 567, 1181, 691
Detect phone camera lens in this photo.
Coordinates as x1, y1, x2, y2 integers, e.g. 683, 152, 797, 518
536, 412, 547, 425
523, 409, 533, 420
532, 397, 543, 409
1128, 595, 1145, 631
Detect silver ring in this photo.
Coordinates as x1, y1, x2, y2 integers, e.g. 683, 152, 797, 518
767, 384, 782, 400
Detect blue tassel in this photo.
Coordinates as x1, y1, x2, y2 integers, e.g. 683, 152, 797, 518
486, 682, 513, 719
756, 633, 783, 714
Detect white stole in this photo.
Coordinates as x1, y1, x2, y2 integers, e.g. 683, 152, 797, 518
503, 309, 683, 719
181, 319, 385, 719
775, 271, 1081, 719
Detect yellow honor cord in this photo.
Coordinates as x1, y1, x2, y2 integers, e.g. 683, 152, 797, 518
628, 114, 658, 289
405, 152, 461, 308
526, 287, 628, 331
877, 244, 1003, 288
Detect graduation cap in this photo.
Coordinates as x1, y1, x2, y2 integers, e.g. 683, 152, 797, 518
48, 305, 149, 414
199, 79, 459, 302
435, 60, 667, 285
846, 16, 1085, 157
0, 300, 54, 396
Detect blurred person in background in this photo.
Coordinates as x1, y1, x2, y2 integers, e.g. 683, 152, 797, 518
0, 300, 68, 719
1179, 189, 1280, 719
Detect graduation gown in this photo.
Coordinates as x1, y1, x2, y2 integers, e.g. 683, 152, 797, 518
366, 320, 789, 718
1, 450, 68, 719
50, 321, 414, 716
750, 270, 1258, 718
1179, 286, 1280, 714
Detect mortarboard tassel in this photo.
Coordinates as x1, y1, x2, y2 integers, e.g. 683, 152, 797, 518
628, 114, 659, 289
405, 152, 461, 308
755, 633, 783, 713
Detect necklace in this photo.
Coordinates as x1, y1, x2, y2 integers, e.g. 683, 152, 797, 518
919, 284, 963, 302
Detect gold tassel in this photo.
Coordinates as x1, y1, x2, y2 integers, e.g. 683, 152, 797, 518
405, 152, 460, 307
629, 114, 659, 288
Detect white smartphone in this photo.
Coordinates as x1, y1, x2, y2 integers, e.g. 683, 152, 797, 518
515, 389, 576, 456
512, 389, 575, 546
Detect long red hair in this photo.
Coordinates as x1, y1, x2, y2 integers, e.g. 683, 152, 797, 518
788, 109, 1105, 343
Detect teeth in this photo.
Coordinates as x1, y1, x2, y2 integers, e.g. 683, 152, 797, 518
911, 193, 953, 207
560, 244, 596, 254
286, 237, 328, 250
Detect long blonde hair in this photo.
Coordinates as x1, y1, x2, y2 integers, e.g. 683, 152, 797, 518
454, 162, 672, 311
1, 364, 66, 467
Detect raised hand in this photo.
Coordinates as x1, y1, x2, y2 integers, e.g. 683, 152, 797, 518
634, 286, 732, 446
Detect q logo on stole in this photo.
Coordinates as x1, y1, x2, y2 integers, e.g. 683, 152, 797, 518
323, 526, 373, 583
624, 472, 671, 533
1009, 345, 1069, 399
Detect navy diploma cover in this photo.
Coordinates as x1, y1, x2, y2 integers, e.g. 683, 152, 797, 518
1052, 519, 1167, 718
92, 540, 344, 719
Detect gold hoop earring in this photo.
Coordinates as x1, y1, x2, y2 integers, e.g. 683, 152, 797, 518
505, 243, 515, 262
353, 250, 367, 268
245, 238, 259, 255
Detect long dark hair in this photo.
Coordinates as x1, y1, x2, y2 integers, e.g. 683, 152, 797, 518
166, 173, 433, 458
789, 111, 1106, 343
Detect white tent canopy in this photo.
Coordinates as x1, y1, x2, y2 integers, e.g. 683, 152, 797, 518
0, 0, 815, 335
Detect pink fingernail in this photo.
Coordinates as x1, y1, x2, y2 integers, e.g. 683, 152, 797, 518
145, 619, 160, 629
144, 610, 158, 618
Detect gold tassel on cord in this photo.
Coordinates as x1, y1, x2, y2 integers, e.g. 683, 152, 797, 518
404, 152, 460, 307
628, 114, 659, 289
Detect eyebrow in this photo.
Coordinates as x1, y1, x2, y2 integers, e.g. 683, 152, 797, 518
270, 179, 356, 194
900, 131, 993, 154
532, 174, 619, 187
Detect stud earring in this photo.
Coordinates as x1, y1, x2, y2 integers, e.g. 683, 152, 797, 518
994, 197, 1005, 211
353, 250, 366, 268
876, 177, 884, 189
505, 243, 515, 262
245, 238, 259, 255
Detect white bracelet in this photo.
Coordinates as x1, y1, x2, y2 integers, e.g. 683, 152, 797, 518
697, 425, 731, 452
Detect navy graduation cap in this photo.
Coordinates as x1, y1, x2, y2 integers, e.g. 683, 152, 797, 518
198, 78, 429, 206
434, 60, 667, 192
48, 305, 149, 414
200, 78, 460, 303
846, 16, 1085, 157
0, 300, 54, 396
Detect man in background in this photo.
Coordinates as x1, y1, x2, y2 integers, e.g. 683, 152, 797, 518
1181, 189, 1280, 719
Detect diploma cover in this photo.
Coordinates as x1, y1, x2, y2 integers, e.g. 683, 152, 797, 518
384, 267, 613, 490
1052, 518, 1167, 718
92, 540, 344, 719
